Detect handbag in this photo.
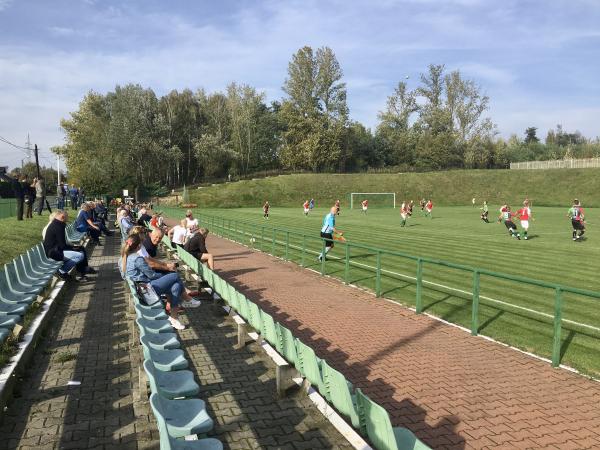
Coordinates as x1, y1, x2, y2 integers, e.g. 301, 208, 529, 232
135, 282, 161, 306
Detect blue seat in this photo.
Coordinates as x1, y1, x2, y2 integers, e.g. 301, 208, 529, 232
21, 252, 55, 277
143, 360, 200, 399
135, 303, 168, 321
4, 264, 44, 295
149, 393, 215, 439
0, 302, 27, 317
32, 245, 62, 270
140, 336, 189, 371
136, 317, 173, 334
0, 315, 19, 329
0, 328, 9, 343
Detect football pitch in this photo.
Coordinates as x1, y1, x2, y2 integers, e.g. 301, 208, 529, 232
171, 205, 600, 376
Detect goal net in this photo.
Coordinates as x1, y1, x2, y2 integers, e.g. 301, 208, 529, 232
350, 192, 396, 209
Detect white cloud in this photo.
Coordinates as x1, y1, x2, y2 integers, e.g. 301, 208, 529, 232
0, 0, 13, 12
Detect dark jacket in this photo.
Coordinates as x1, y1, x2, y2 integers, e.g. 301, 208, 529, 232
184, 232, 207, 258
142, 235, 158, 258
43, 219, 73, 261
0, 174, 24, 198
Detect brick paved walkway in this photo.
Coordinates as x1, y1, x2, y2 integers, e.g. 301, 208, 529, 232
0, 234, 353, 450
202, 234, 600, 450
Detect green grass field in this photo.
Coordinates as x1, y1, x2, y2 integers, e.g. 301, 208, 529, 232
0, 215, 48, 266
183, 169, 600, 208
163, 204, 600, 376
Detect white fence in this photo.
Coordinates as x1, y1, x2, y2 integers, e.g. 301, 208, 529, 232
510, 158, 600, 170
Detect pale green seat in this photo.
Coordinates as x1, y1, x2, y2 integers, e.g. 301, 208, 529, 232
136, 317, 173, 334
321, 360, 360, 428
0, 274, 36, 304
0, 328, 9, 343
137, 325, 180, 350
4, 264, 45, 295
12, 259, 52, 289
34, 245, 62, 270
260, 312, 278, 346
143, 360, 199, 399
0, 315, 19, 329
355, 389, 431, 450
150, 392, 214, 438
24, 251, 57, 275
296, 339, 324, 392
135, 303, 168, 321
141, 336, 189, 372
247, 301, 262, 331
276, 324, 298, 366
132, 292, 166, 311
0, 301, 27, 316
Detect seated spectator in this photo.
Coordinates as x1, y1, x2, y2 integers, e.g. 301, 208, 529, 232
121, 234, 197, 330
185, 210, 198, 230
88, 201, 112, 236
137, 207, 152, 226
143, 227, 163, 258
168, 219, 188, 248
149, 213, 159, 229
118, 209, 134, 241
184, 226, 214, 270
75, 203, 101, 244
43, 210, 94, 281
42, 212, 57, 239
95, 200, 108, 221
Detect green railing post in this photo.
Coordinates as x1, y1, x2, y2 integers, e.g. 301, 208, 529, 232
261, 226, 265, 251
552, 287, 563, 367
344, 244, 350, 284
301, 235, 306, 267
271, 229, 276, 255
285, 231, 290, 261
375, 251, 382, 297
320, 240, 326, 275
471, 270, 480, 336
415, 259, 423, 313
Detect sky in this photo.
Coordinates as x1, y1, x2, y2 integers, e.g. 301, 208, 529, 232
1, 0, 600, 170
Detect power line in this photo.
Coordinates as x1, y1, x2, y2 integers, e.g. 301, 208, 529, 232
0, 135, 31, 154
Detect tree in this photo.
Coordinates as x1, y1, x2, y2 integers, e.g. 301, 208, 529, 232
525, 127, 539, 144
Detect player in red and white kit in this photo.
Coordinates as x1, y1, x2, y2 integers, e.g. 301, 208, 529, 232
335, 199, 341, 216
361, 199, 368, 214
303, 200, 310, 216
515, 200, 533, 240
400, 201, 409, 227
263, 201, 270, 219
424, 199, 433, 219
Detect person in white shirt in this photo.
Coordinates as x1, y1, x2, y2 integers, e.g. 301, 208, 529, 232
185, 210, 198, 230
168, 219, 188, 248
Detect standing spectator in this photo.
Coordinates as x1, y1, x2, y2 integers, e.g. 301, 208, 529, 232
24, 177, 35, 219
69, 184, 79, 210
168, 219, 188, 248
57, 183, 65, 209
43, 210, 91, 281
0, 172, 25, 220
78, 186, 85, 206
35, 176, 46, 215
184, 226, 214, 269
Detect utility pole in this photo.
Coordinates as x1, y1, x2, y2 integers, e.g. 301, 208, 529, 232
57, 155, 61, 185
26, 134, 32, 163
34, 144, 41, 178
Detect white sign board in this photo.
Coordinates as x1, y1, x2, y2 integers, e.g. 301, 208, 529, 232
123, 189, 129, 197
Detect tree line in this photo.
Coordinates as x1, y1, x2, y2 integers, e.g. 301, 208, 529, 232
54, 45, 600, 195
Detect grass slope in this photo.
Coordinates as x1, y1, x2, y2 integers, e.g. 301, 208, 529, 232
163, 205, 600, 376
183, 169, 600, 208
0, 215, 48, 265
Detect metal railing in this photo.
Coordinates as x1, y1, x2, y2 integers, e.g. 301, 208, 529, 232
510, 158, 600, 170
0, 199, 16, 219
190, 212, 600, 369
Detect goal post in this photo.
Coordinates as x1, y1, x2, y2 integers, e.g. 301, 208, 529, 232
350, 192, 396, 209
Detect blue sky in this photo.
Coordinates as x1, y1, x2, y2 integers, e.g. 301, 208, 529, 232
1, 0, 599, 169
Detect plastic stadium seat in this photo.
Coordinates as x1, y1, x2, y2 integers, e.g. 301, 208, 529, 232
0, 315, 19, 329
135, 303, 168, 321
355, 389, 431, 450
149, 393, 222, 449
296, 339, 324, 391
0, 302, 27, 317
4, 264, 45, 295
19, 253, 55, 278
321, 360, 360, 428
149, 392, 215, 438
275, 324, 298, 366
260, 311, 278, 347
34, 245, 62, 270
247, 301, 262, 331
136, 322, 180, 351
24, 251, 57, 276
0, 276, 36, 304
143, 359, 200, 399
140, 336, 189, 371
0, 327, 9, 344
136, 317, 174, 334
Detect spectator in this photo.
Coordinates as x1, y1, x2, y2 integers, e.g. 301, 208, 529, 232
88, 201, 112, 236
69, 184, 79, 210
185, 210, 198, 230
43, 210, 93, 281
42, 212, 57, 239
121, 233, 190, 330
35, 176, 46, 215
24, 177, 35, 219
78, 186, 85, 206
168, 219, 188, 248
0, 172, 25, 220
75, 203, 102, 244
57, 183, 66, 209
149, 213, 159, 229
118, 208, 134, 241
143, 227, 163, 258
137, 207, 152, 226
184, 226, 214, 270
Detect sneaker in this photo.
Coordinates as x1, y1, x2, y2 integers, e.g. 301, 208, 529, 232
182, 298, 201, 308
573, 237, 577, 241
168, 317, 186, 330
524, 236, 528, 240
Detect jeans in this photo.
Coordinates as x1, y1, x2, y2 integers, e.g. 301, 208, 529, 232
61, 250, 85, 274
36, 196, 46, 215
150, 272, 183, 307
